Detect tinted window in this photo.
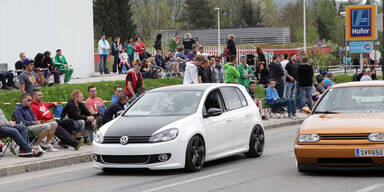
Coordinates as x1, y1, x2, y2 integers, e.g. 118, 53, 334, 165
220, 87, 242, 110
235, 88, 248, 107
204, 89, 223, 111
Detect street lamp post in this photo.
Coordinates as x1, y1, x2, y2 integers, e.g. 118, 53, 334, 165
215, 7, 221, 55
303, 0, 306, 52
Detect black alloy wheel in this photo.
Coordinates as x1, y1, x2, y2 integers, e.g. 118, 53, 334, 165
245, 125, 264, 158
185, 135, 205, 172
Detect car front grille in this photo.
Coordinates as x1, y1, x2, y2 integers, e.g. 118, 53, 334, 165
101, 155, 149, 164
319, 134, 368, 140
102, 136, 151, 144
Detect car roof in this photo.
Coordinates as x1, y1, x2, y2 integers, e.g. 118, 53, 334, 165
332, 80, 384, 88
148, 83, 241, 92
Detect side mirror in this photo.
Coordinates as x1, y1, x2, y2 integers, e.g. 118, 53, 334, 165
205, 108, 222, 118
302, 107, 311, 115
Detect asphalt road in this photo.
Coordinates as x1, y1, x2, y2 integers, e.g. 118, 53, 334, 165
1, 125, 383, 192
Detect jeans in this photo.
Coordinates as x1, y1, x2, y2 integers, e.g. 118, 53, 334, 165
142, 71, 151, 78
0, 125, 32, 152
295, 82, 301, 107
113, 54, 119, 73
43, 70, 50, 80
55, 121, 79, 148
99, 54, 108, 73
300, 86, 313, 109
51, 69, 61, 84
271, 99, 296, 114
284, 82, 296, 99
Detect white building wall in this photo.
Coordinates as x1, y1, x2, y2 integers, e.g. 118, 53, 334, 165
0, 0, 94, 78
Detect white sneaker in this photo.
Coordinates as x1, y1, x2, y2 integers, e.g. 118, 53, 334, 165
33, 145, 46, 153
41, 143, 58, 152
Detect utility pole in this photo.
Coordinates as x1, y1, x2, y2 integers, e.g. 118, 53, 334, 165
215, 8, 221, 55
303, 0, 306, 52
382, 0, 384, 77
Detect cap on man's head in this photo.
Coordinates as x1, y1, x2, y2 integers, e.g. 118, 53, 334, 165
321, 71, 328, 76
23, 58, 34, 65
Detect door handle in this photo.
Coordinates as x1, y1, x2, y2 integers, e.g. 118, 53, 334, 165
246, 114, 252, 118
226, 118, 232, 123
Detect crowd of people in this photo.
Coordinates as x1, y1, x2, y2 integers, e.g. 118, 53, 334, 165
0, 49, 75, 92
0, 82, 142, 157
1, 32, 381, 158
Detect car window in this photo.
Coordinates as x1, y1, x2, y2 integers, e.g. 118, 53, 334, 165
235, 88, 248, 107
220, 87, 242, 110
203, 89, 223, 115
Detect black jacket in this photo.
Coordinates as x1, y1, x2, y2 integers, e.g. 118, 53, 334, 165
102, 101, 125, 124
183, 39, 196, 50
61, 99, 91, 120
297, 64, 314, 87
268, 62, 284, 84
227, 39, 236, 56
285, 61, 297, 82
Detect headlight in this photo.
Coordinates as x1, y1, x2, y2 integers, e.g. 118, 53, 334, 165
94, 131, 104, 144
298, 134, 320, 143
149, 128, 179, 143
368, 133, 384, 142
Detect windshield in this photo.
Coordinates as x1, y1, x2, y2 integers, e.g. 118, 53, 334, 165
314, 86, 384, 113
124, 91, 203, 116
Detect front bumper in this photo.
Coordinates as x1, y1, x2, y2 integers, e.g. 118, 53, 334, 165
295, 144, 384, 170
92, 140, 186, 170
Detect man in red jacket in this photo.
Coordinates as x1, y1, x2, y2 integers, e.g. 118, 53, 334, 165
30, 89, 83, 150
125, 60, 143, 99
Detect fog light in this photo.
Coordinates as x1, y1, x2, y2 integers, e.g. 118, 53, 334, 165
158, 154, 169, 162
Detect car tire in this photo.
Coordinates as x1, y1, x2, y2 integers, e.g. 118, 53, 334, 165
245, 125, 264, 158
185, 135, 205, 172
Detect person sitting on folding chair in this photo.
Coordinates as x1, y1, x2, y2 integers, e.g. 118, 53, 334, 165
30, 89, 84, 150
0, 108, 42, 157
265, 79, 297, 119
61, 90, 96, 145
102, 94, 129, 125
15, 93, 58, 153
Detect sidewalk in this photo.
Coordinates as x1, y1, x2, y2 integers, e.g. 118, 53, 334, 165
0, 114, 306, 177
69, 73, 125, 84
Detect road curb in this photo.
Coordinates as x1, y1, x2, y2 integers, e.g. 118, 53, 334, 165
0, 120, 304, 177
0, 152, 91, 177
264, 119, 304, 130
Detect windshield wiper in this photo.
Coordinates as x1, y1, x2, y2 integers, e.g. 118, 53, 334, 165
313, 111, 341, 114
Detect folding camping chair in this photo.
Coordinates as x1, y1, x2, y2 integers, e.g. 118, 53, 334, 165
0, 134, 17, 157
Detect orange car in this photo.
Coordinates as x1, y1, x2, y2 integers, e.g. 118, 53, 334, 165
295, 81, 384, 172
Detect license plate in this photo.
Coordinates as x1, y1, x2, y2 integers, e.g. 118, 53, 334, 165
355, 149, 384, 157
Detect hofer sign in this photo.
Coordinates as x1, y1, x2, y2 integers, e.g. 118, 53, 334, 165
346, 5, 377, 41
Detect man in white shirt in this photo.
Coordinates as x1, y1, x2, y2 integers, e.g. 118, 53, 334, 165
280, 53, 289, 69
98, 35, 110, 74
183, 55, 204, 84
360, 71, 372, 81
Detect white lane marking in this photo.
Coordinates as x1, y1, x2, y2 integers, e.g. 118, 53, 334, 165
141, 169, 237, 192
0, 164, 90, 185
356, 184, 384, 192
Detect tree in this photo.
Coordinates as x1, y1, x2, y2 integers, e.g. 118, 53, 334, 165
239, 0, 254, 27
295, 25, 320, 44
181, 0, 216, 29
314, 0, 338, 42
93, 0, 136, 41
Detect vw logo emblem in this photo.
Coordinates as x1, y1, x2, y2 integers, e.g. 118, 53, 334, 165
120, 136, 129, 145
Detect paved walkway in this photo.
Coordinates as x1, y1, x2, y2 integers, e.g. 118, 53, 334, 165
0, 114, 306, 177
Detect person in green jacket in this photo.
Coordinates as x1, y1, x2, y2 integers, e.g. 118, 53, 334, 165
224, 55, 240, 83
53, 49, 74, 83
169, 33, 181, 52
238, 55, 254, 88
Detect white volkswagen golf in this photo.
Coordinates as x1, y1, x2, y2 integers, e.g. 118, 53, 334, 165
92, 84, 265, 172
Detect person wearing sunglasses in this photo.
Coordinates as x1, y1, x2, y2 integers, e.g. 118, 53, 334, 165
111, 85, 123, 104
15, 93, 59, 153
